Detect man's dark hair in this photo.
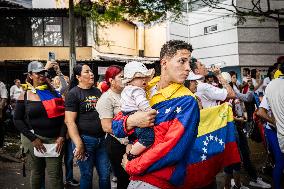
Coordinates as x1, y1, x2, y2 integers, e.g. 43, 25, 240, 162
251, 69, 257, 79
243, 68, 250, 74
229, 71, 237, 78
274, 62, 280, 69
160, 40, 193, 60
280, 63, 284, 74
267, 66, 276, 79
190, 57, 198, 73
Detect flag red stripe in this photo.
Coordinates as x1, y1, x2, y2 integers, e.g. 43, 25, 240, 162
181, 142, 240, 188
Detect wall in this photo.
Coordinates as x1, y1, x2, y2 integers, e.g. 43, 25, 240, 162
168, 12, 190, 42
237, 0, 284, 66
144, 22, 167, 58
188, 0, 239, 67
0, 47, 92, 61
95, 22, 137, 56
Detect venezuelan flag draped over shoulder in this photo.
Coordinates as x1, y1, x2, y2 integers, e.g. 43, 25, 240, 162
25, 83, 65, 118
112, 77, 240, 189
182, 103, 241, 188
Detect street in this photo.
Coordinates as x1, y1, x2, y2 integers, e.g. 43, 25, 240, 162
0, 134, 280, 189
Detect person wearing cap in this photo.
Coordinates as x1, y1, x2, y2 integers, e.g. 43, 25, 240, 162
13, 61, 66, 189
184, 71, 203, 109
120, 61, 155, 160
190, 57, 236, 108
96, 65, 130, 189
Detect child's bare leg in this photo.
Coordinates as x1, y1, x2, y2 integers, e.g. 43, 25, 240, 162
129, 142, 147, 155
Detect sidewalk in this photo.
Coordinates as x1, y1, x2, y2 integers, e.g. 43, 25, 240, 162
0, 134, 277, 189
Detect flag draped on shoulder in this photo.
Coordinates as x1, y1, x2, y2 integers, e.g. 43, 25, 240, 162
112, 76, 240, 189
36, 89, 65, 118
24, 83, 65, 119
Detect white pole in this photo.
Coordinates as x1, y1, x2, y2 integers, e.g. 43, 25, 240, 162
184, 0, 190, 43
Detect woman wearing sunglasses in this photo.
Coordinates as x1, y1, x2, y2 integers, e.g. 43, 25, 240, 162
14, 61, 66, 189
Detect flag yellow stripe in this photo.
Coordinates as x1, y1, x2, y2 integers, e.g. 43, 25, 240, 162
149, 86, 193, 107
197, 103, 234, 137
146, 76, 195, 107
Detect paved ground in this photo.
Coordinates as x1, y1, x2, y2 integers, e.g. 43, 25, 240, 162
0, 133, 282, 189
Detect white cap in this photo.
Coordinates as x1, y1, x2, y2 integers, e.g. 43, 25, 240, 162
221, 72, 232, 83
186, 71, 203, 80
123, 61, 155, 84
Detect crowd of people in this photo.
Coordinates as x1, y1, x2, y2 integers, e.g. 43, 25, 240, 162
0, 39, 283, 189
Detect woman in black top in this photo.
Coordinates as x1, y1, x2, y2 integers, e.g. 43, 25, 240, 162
65, 64, 111, 189
14, 61, 65, 189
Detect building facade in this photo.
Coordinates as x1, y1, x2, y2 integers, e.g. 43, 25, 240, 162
186, 0, 284, 78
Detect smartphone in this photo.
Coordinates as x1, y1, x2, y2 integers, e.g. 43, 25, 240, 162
48, 52, 55, 62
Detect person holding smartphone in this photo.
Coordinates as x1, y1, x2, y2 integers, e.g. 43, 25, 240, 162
14, 61, 66, 189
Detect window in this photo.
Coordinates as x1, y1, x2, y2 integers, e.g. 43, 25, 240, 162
0, 17, 32, 46
204, 25, 217, 34
0, 16, 86, 47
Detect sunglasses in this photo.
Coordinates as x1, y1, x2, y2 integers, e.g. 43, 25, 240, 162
34, 71, 48, 77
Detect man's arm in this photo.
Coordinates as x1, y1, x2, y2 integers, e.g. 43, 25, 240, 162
234, 88, 254, 102
256, 108, 276, 126
125, 97, 199, 175
112, 110, 156, 138
215, 73, 236, 99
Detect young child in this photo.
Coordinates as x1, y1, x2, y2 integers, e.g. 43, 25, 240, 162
121, 61, 155, 160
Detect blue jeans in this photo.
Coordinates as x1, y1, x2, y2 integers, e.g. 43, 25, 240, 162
64, 139, 74, 181
72, 135, 111, 189
265, 128, 284, 189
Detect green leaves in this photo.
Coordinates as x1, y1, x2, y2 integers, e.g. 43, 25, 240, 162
75, 0, 184, 25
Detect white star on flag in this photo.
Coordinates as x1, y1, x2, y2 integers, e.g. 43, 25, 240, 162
215, 136, 218, 141
156, 110, 159, 114
202, 147, 207, 153
176, 107, 182, 113
203, 141, 208, 146
201, 154, 207, 161
219, 139, 224, 146
165, 107, 171, 114
206, 136, 209, 141
209, 134, 214, 140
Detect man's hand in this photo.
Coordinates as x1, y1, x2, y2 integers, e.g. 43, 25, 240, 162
211, 66, 221, 76
55, 137, 64, 153
126, 109, 157, 130
73, 144, 85, 161
45, 61, 60, 72
32, 138, 46, 154
121, 153, 128, 170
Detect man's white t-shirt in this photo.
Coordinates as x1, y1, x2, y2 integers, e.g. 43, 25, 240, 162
195, 81, 227, 108
259, 96, 274, 129
265, 77, 284, 152
10, 85, 23, 100
0, 81, 8, 99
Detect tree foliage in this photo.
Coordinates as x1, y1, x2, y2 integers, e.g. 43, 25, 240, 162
75, 0, 283, 25
75, 0, 184, 25
200, 0, 284, 24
